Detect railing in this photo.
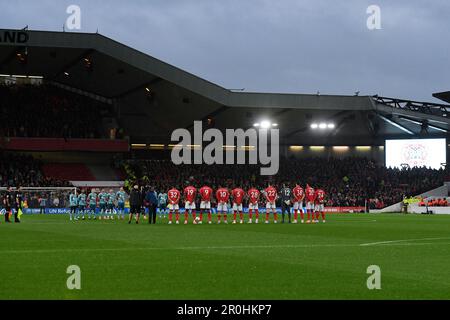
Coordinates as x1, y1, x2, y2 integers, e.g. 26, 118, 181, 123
372, 95, 450, 118
1, 137, 129, 152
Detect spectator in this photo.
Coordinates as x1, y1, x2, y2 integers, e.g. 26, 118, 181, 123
0, 83, 114, 139
122, 157, 448, 209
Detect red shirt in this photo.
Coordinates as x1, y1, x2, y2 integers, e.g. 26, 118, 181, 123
168, 188, 180, 204
216, 188, 230, 203
247, 188, 260, 204
305, 186, 316, 202
315, 189, 325, 204
184, 186, 197, 203
292, 185, 304, 202
232, 188, 245, 205
265, 186, 277, 203
199, 186, 213, 201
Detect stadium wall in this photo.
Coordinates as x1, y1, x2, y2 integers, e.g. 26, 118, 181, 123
408, 204, 450, 214
3, 138, 129, 152
370, 185, 449, 213
287, 146, 384, 164
18, 151, 123, 164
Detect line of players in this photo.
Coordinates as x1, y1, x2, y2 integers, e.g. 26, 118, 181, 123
68, 187, 127, 220
163, 183, 326, 225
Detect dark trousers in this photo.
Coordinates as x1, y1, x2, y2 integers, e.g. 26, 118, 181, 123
148, 204, 157, 224
14, 206, 20, 222
281, 202, 291, 222
5, 207, 11, 222
130, 205, 140, 215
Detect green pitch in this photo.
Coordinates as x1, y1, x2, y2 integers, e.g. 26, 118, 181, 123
0, 213, 449, 300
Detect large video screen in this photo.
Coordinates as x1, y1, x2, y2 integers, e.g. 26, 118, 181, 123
385, 138, 446, 169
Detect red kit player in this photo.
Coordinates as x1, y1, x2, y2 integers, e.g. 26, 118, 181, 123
216, 186, 230, 224
199, 185, 213, 224
314, 188, 326, 223
292, 184, 305, 224
183, 185, 197, 224
264, 185, 278, 224
167, 187, 181, 225
231, 187, 245, 224
247, 187, 260, 224
305, 184, 316, 224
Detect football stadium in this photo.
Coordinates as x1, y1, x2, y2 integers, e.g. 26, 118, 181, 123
1, 2, 450, 308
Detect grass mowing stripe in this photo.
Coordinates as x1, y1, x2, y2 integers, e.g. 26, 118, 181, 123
1, 241, 450, 254
1, 213, 449, 299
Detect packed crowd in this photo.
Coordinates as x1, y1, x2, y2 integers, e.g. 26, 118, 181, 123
0, 84, 113, 138
0, 152, 71, 210
124, 157, 448, 208
0, 152, 70, 188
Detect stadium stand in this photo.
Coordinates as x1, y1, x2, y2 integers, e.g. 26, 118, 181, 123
42, 163, 96, 181
123, 157, 448, 208
0, 152, 71, 187
0, 84, 114, 139
1, 29, 449, 213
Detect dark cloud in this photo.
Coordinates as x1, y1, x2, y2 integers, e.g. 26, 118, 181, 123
1, 0, 449, 101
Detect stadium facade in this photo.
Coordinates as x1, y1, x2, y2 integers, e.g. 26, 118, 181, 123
1, 28, 450, 164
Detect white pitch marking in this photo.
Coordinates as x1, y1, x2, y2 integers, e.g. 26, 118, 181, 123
332, 219, 377, 223
1, 241, 450, 255
359, 237, 450, 246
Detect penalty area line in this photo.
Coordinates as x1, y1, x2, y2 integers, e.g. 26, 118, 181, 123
359, 237, 450, 246
1, 241, 450, 254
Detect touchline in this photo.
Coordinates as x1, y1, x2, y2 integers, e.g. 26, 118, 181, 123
170, 121, 279, 176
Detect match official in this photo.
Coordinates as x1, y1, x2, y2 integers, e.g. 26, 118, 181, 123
4, 187, 13, 223
129, 185, 142, 224
14, 186, 23, 223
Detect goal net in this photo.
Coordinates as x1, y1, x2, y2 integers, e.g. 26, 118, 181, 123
0, 186, 76, 214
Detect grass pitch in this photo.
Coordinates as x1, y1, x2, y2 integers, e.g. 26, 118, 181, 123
0, 213, 449, 300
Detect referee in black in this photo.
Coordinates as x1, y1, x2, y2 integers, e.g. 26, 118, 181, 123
280, 183, 292, 223
14, 186, 23, 223
129, 185, 142, 224
4, 187, 13, 223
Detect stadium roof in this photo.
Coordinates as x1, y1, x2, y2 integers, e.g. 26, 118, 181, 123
1, 28, 450, 145
433, 91, 450, 104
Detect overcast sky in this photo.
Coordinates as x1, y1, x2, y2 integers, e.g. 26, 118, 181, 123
1, 0, 449, 102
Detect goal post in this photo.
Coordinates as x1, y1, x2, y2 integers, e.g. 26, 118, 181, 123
0, 186, 130, 216
0, 186, 77, 214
